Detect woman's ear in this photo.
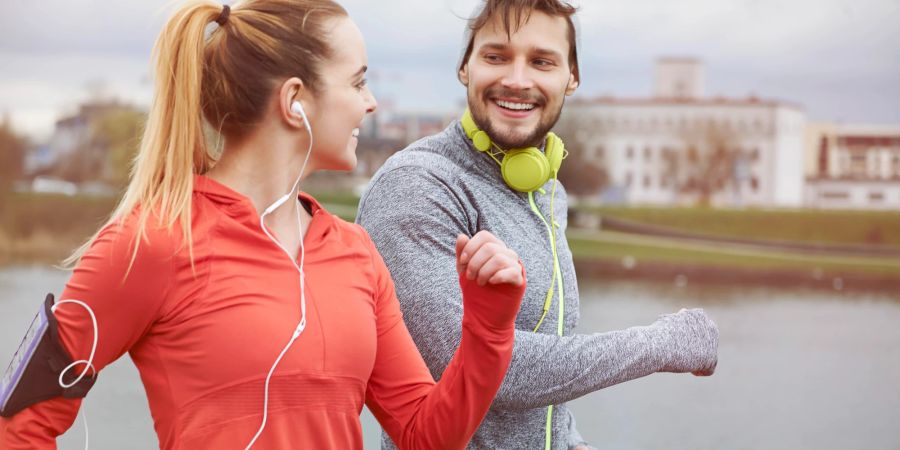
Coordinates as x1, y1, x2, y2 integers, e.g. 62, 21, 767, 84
279, 77, 309, 128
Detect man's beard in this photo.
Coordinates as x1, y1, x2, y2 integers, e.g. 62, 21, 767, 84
467, 85, 564, 149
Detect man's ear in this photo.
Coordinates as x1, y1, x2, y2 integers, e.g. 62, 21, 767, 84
565, 71, 579, 96
458, 63, 470, 87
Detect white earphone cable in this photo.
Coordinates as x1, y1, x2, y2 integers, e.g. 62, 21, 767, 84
244, 101, 313, 449
51, 299, 98, 450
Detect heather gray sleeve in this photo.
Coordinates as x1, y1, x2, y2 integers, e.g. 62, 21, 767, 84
357, 166, 718, 412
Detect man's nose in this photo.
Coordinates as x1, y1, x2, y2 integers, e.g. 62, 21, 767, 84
500, 60, 535, 91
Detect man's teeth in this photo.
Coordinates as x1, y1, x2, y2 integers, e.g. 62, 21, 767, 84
496, 100, 536, 111
352, 128, 360, 137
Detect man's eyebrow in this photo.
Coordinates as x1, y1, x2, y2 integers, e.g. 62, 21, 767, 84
477, 42, 510, 52
531, 47, 563, 60
477, 42, 563, 60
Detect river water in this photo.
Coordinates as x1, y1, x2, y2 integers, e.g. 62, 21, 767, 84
1, 267, 898, 449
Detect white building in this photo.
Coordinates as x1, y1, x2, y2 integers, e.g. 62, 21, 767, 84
804, 124, 900, 210
560, 58, 807, 208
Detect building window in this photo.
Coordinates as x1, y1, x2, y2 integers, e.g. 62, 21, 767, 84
750, 176, 759, 192
821, 191, 849, 200
850, 153, 867, 176
644, 146, 652, 161
625, 172, 633, 187
626, 146, 634, 159
869, 192, 885, 202
643, 175, 651, 188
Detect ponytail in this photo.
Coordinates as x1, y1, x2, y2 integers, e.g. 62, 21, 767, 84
64, 0, 347, 273
64, 0, 221, 271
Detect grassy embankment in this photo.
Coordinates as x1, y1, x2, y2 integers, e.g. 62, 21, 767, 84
0, 192, 117, 265
569, 206, 900, 279
4, 193, 899, 288
0, 191, 361, 265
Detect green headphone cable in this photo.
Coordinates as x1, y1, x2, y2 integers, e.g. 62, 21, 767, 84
527, 179, 565, 450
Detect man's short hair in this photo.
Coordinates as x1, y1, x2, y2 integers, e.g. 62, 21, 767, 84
458, 0, 580, 83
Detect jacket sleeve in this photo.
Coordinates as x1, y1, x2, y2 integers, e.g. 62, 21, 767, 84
0, 219, 175, 449
357, 166, 717, 413
360, 227, 525, 450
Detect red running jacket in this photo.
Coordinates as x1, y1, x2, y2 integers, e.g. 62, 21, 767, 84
1, 175, 524, 449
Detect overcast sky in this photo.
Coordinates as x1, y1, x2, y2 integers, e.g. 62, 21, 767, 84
1, 0, 898, 140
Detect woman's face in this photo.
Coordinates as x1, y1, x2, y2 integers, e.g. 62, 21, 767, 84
304, 16, 377, 171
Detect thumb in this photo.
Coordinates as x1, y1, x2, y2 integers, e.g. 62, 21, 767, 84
455, 234, 469, 275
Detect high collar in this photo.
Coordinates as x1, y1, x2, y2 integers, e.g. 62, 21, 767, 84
193, 173, 331, 244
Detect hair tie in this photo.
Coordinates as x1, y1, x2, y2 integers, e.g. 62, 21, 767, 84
215, 4, 231, 26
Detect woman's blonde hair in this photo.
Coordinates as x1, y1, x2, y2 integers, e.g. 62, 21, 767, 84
64, 0, 346, 271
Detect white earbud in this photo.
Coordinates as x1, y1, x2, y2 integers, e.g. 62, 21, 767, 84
290, 100, 313, 141
291, 100, 307, 120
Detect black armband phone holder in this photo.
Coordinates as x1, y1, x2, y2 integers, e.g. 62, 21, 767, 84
1, 294, 97, 417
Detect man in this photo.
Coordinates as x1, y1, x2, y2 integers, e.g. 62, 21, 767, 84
357, 1, 719, 448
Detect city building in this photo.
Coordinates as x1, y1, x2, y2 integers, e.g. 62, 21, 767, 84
25, 100, 138, 178
560, 58, 807, 208
804, 123, 900, 210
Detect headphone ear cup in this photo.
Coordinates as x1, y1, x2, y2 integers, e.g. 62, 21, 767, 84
501, 148, 550, 192
545, 132, 565, 176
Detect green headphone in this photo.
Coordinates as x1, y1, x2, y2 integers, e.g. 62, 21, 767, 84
460, 109, 565, 193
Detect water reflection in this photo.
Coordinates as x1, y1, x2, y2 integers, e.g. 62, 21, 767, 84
571, 279, 900, 450
1, 268, 898, 449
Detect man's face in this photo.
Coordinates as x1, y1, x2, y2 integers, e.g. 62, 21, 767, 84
459, 11, 578, 149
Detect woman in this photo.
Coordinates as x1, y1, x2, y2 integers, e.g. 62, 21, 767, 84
0, 1, 526, 448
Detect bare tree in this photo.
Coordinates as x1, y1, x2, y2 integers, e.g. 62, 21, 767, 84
53, 103, 145, 186
0, 118, 28, 212
673, 122, 743, 206
553, 113, 609, 198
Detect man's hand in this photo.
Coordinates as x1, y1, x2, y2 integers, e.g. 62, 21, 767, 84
456, 231, 524, 287
654, 308, 719, 376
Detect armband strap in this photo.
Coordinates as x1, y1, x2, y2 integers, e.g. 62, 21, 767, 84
0, 294, 97, 417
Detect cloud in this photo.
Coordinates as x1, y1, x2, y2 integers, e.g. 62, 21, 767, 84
1, 0, 898, 139
0, 0, 163, 55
